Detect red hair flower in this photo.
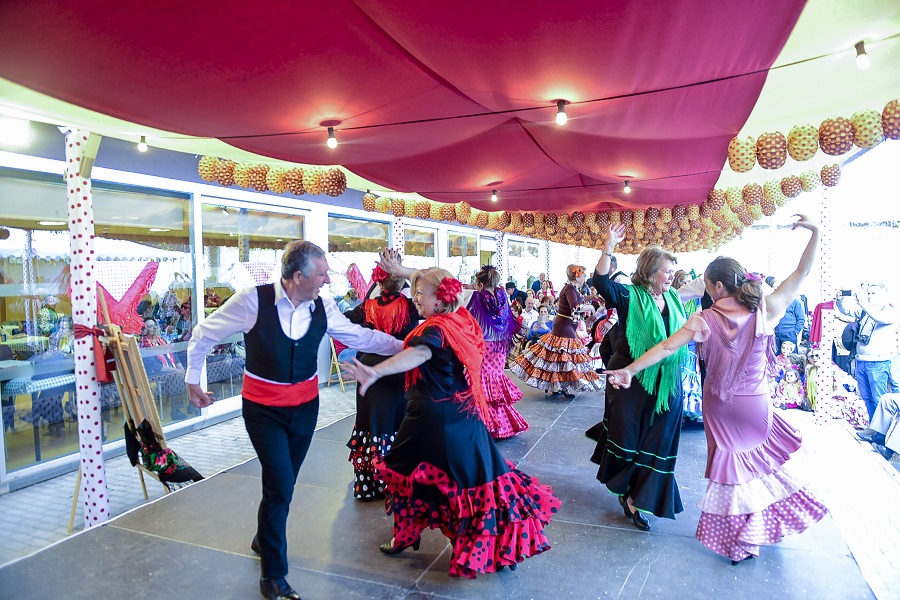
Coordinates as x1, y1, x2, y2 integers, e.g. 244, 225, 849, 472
371, 265, 389, 284
436, 277, 463, 304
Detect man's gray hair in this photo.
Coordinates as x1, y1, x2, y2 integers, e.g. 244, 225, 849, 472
281, 240, 326, 280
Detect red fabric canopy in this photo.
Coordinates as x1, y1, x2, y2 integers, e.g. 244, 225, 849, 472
0, 1, 805, 212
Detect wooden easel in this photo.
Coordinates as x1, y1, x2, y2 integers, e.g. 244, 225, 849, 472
68, 302, 172, 533
326, 338, 355, 393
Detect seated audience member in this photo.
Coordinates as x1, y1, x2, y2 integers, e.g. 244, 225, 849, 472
527, 305, 552, 342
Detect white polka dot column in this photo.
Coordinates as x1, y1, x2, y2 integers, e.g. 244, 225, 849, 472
66, 129, 110, 527
815, 187, 835, 424
391, 216, 405, 258
495, 232, 506, 283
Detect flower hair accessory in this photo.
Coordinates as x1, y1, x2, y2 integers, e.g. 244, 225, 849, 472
735, 272, 763, 286
371, 265, 389, 284
572, 266, 585, 278
436, 277, 463, 304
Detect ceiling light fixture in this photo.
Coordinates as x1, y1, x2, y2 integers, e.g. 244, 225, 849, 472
326, 127, 337, 149
148, 228, 170, 232
137, 135, 148, 152
854, 41, 870, 70
0, 117, 31, 146
555, 100, 568, 126
623, 180, 631, 194
38, 220, 66, 226
491, 189, 498, 202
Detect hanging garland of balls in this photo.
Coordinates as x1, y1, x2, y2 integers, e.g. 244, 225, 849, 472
360, 161, 846, 254
727, 98, 899, 172
197, 156, 348, 197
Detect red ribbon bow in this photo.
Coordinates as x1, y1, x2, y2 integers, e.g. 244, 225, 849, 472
436, 277, 463, 304
73, 324, 114, 383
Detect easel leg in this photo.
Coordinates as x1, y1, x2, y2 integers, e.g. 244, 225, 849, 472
68, 468, 82, 534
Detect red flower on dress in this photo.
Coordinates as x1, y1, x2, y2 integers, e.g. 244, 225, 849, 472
436, 277, 463, 304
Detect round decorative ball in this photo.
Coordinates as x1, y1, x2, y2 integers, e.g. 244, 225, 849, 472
672, 205, 686, 221
498, 211, 512, 229
429, 202, 442, 220
322, 168, 348, 197
760, 196, 777, 217
248, 164, 270, 192
522, 212, 535, 229
756, 132, 787, 170
686, 204, 700, 220
707, 189, 727, 211
570, 211, 585, 228
285, 168, 306, 195
198, 156, 219, 182
455, 201, 471, 224
475, 211, 488, 229
787, 124, 818, 161
233, 162, 252, 188
441, 203, 457, 222
374, 196, 391, 213
799, 170, 821, 192
302, 168, 323, 195
742, 183, 764, 205
851, 109, 884, 148
821, 164, 841, 187
266, 165, 288, 194
391, 198, 406, 217
883, 99, 900, 140
362, 192, 377, 212
725, 186, 743, 210
728, 135, 757, 173
214, 159, 235, 187
781, 175, 802, 198
819, 117, 854, 155
415, 201, 430, 219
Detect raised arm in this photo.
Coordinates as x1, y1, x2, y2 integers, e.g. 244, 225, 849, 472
604, 326, 696, 389
765, 215, 819, 322
594, 223, 626, 278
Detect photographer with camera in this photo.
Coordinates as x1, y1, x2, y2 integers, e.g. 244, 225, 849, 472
835, 283, 899, 419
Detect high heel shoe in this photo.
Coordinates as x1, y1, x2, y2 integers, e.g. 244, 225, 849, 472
379, 536, 421, 555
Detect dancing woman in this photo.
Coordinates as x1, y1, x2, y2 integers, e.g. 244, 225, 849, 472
467, 265, 528, 439
341, 267, 560, 578
343, 266, 419, 500
588, 227, 688, 531
512, 265, 603, 397
604, 215, 828, 562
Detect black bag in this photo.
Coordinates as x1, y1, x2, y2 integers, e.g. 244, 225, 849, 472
841, 321, 860, 359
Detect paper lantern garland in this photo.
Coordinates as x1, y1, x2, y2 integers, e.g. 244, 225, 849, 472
820, 164, 841, 187
851, 109, 884, 149
728, 136, 757, 173
818, 117, 854, 156
787, 124, 819, 161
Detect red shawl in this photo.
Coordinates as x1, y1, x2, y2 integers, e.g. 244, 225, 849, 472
404, 307, 490, 425
363, 291, 410, 336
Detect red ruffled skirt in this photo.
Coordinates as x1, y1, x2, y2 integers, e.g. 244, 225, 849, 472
374, 458, 560, 578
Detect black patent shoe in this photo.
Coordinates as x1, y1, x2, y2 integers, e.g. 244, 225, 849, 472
731, 555, 754, 566
497, 562, 518, 572
379, 536, 421, 554
630, 509, 651, 531
857, 430, 886, 445
251, 534, 261, 554
561, 389, 575, 398
259, 576, 301, 600
618, 495, 631, 518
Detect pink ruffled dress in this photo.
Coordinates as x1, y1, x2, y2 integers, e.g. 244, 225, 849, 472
685, 297, 828, 561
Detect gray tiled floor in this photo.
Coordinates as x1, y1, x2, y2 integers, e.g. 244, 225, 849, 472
0, 380, 898, 599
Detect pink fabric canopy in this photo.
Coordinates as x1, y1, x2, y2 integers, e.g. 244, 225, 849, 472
0, 1, 806, 212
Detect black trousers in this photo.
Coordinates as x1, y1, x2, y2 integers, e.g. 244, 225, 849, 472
242, 396, 319, 578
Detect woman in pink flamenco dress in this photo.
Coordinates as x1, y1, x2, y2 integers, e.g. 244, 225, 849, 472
604, 214, 828, 564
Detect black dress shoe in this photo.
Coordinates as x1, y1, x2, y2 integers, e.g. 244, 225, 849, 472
628, 506, 651, 531
618, 495, 631, 519
251, 535, 261, 554
379, 536, 421, 554
561, 390, 575, 398
731, 555, 754, 566
857, 430, 886, 445
873, 443, 895, 460
259, 576, 301, 600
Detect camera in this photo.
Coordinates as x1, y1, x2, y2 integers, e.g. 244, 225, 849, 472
840, 289, 852, 297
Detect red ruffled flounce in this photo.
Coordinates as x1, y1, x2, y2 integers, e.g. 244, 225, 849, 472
374, 458, 561, 578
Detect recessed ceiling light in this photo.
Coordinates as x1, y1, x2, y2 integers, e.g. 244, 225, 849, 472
38, 220, 66, 226
148, 228, 170, 232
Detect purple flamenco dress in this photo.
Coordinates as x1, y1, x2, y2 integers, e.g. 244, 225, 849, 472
686, 297, 828, 562
466, 288, 528, 438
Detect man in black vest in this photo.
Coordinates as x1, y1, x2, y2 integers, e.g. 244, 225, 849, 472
186, 240, 403, 600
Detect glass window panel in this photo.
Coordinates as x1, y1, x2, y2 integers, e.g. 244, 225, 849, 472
403, 227, 436, 271
447, 231, 477, 284
200, 204, 302, 403
479, 235, 496, 269
327, 216, 389, 303
506, 238, 542, 289
0, 176, 196, 473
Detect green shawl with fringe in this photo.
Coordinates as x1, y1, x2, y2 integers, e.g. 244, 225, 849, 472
624, 285, 688, 413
